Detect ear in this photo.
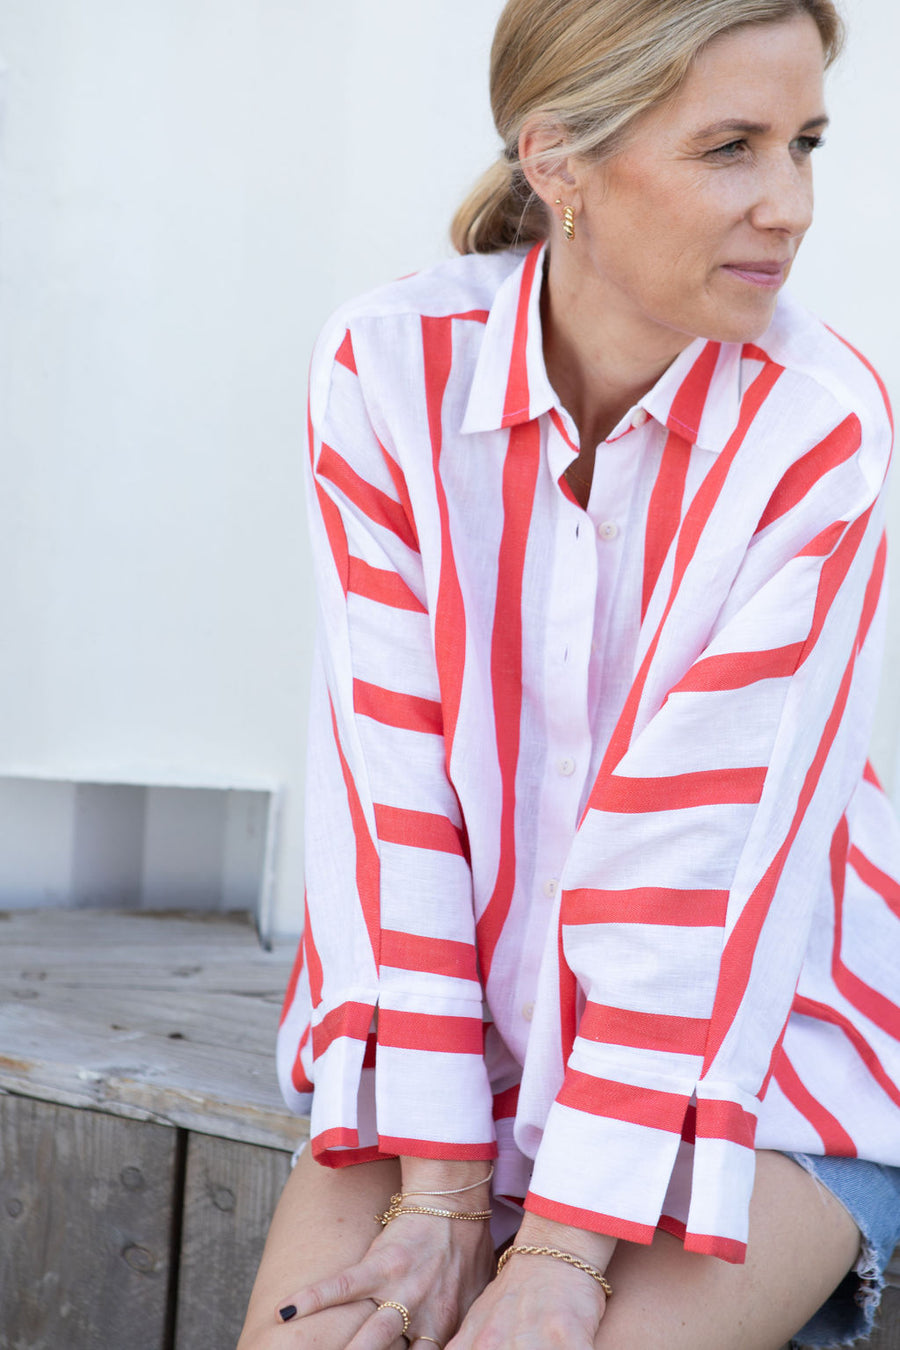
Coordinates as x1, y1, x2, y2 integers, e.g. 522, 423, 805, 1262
518, 118, 580, 214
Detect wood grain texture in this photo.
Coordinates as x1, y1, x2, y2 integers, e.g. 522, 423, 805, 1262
0, 910, 307, 1150
174, 1133, 292, 1349
0, 1095, 177, 1350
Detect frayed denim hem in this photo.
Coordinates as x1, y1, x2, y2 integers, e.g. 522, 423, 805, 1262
784, 1151, 900, 1348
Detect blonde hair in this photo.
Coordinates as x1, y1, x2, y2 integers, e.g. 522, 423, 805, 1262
451, 0, 844, 255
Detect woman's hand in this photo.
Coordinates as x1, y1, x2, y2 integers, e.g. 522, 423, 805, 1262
275, 1160, 496, 1350
447, 1217, 617, 1350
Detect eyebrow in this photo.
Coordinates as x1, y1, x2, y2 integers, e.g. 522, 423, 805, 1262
693, 115, 830, 139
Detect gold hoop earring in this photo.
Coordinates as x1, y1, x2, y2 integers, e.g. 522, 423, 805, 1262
555, 200, 576, 242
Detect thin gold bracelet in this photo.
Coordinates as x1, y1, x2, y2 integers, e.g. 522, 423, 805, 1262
496, 1245, 613, 1298
401, 1165, 494, 1199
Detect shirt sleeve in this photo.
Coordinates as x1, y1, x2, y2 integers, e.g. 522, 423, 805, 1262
523, 366, 894, 1259
276, 319, 496, 1166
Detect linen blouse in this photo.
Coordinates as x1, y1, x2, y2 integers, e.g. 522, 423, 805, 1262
277, 242, 900, 1263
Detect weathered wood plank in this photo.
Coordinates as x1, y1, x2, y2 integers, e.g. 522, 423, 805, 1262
0, 910, 308, 1151
0, 908, 298, 995
0, 1095, 176, 1350
174, 1133, 292, 1349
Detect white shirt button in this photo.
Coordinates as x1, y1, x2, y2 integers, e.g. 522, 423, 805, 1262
543, 878, 560, 899
598, 521, 619, 541
522, 1002, 535, 1022
631, 407, 649, 428
558, 757, 576, 777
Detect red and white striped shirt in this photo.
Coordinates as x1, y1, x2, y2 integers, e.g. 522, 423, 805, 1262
277, 242, 900, 1263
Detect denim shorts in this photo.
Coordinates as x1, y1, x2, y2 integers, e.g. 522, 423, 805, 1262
784, 1152, 900, 1348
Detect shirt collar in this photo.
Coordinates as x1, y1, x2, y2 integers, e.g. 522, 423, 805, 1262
460, 241, 745, 455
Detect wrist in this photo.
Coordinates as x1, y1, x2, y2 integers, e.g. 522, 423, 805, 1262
515, 1215, 617, 1272
398, 1157, 494, 1213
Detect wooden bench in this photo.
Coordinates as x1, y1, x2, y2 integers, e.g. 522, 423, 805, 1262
0, 909, 302, 1348
2, 910, 897, 1348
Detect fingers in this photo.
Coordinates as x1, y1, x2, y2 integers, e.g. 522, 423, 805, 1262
343, 1301, 414, 1350
277, 1266, 371, 1321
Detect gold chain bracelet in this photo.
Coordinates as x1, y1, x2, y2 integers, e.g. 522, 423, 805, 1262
496, 1245, 613, 1298
377, 1194, 492, 1227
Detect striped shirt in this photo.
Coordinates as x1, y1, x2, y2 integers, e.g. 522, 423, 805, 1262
277, 242, 900, 1263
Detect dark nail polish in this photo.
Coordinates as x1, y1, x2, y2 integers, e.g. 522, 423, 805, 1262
279, 1305, 298, 1322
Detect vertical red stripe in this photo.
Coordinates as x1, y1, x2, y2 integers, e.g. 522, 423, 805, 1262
304, 893, 324, 1008
643, 339, 721, 614
703, 626, 859, 1071
329, 697, 381, 965
279, 938, 305, 1027
828, 327, 895, 435
596, 358, 784, 786
477, 420, 543, 977
501, 244, 542, 425
335, 331, 357, 374
642, 430, 691, 619
422, 316, 467, 757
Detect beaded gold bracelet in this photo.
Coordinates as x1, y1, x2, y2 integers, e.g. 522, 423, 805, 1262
496, 1245, 613, 1298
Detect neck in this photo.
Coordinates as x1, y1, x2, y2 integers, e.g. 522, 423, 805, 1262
541, 250, 692, 451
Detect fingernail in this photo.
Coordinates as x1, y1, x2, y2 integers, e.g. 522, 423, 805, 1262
279, 1305, 298, 1322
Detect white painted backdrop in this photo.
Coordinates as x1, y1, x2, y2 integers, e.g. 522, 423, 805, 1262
0, 0, 896, 935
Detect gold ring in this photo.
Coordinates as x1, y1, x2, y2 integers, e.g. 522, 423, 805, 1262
375, 1301, 411, 1337
415, 1339, 444, 1349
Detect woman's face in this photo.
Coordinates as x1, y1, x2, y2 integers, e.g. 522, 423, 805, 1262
570, 14, 828, 349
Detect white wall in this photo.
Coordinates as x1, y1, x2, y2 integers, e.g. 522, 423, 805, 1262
0, 0, 896, 936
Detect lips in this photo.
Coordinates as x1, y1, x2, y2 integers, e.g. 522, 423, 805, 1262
721, 260, 789, 289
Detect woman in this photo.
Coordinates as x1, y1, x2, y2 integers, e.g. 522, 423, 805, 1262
240, 1, 900, 1346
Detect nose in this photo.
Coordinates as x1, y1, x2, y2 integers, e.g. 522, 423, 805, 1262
749, 151, 814, 238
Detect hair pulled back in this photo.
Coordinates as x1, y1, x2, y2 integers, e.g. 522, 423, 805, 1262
451, 0, 844, 255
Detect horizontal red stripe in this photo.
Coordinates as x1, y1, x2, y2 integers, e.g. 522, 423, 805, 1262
683, 1232, 747, 1264
493, 1084, 520, 1121
318, 442, 418, 551
524, 1192, 656, 1245
694, 1098, 757, 1148
312, 1001, 374, 1058
557, 1070, 688, 1133
374, 804, 464, 855
674, 643, 802, 694
863, 760, 882, 788
377, 1136, 496, 1161
563, 887, 728, 928
380, 930, 479, 982
377, 1009, 484, 1054
347, 558, 427, 612
354, 679, 443, 735
449, 309, 490, 324
312, 1126, 360, 1154
580, 1003, 708, 1057
313, 1139, 390, 1168
595, 767, 765, 813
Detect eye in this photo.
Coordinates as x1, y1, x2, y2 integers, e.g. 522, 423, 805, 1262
707, 139, 749, 160
792, 134, 826, 156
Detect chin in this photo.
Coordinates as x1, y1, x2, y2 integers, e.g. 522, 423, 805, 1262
702, 302, 779, 347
